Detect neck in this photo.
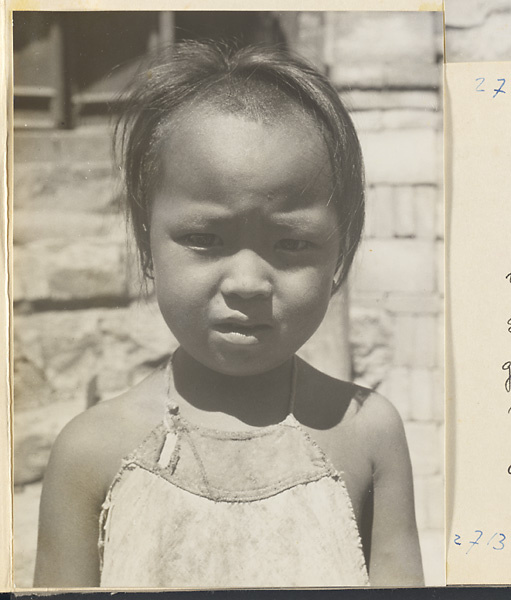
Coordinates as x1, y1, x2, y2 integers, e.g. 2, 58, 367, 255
170, 348, 295, 427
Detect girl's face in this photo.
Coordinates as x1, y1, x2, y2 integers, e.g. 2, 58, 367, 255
150, 108, 341, 376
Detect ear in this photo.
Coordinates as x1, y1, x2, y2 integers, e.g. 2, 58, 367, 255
331, 256, 345, 296
145, 263, 155, 280
142, 250, 155, 281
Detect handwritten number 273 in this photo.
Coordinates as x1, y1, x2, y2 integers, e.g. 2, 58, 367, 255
459, 531, 506, 552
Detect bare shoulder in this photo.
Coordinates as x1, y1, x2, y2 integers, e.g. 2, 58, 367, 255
47, 365, 167, 499
295, 357, 406, 468
353, 388, 405, 435
296, 357, 399, 426
35, 366, 168, 586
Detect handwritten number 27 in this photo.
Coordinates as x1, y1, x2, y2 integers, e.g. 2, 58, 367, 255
474, 78, 506, 96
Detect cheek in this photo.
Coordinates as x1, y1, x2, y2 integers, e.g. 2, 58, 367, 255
154, 276, 206, 347
152, 242, 196, 294
152, 255, 220, 336
155, 268, 203, 310
278, 267, 334, 323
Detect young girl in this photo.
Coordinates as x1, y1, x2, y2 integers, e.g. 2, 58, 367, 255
34, 41, 423, 589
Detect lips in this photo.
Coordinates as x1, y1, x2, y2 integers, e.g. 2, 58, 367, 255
215, 322, 271, 334
212, 320, 272, 345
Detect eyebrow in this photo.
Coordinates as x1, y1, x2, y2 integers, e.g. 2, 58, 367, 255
268, 217, 338, 239
160, 194, 337, 229
162, 204, 235, 223
269, 206, 336, 224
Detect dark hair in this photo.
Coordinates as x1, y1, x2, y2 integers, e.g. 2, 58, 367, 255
116, 40, 365, 292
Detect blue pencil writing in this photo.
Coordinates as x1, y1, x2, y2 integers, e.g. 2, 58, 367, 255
493, 534, 506, 550
493, 79, 506, 98
466, 530, 483, 554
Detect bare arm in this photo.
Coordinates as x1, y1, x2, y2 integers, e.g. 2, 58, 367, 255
33, 413, 111, 588
363, 395, 424, 586
33, 369, 165, 587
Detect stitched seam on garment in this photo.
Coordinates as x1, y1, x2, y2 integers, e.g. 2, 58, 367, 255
98, 461, 137, 574
180, 427, 215, 498
126, 416, 356, 504
132, 417, 329, 486
125, 460, 335, 503
131, 431, 335, 500
169, 416, 316, 500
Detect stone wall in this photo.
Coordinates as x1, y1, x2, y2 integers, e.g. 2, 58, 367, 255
13, 11, 444, 587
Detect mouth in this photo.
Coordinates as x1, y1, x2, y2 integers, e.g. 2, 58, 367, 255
213, 322, 272, 345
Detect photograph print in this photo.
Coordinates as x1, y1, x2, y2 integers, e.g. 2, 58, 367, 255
12, 10, 444, 589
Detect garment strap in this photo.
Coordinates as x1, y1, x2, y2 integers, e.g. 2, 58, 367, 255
164, 355, 177, 411
288, 354, 298, 414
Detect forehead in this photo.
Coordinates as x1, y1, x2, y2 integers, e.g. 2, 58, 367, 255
155, 106, 333, 211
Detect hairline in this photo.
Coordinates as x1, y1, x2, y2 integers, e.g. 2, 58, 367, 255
147, 92, 336, 208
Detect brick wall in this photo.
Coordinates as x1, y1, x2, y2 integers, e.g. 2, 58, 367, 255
13, 12, 444, 586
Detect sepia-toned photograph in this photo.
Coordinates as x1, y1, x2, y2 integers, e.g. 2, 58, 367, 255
445, 0, 511, 62
12, 10, 444, 589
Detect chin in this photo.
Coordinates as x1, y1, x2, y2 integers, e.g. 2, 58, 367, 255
198, 348, 291, 378
212, 357, 282, 377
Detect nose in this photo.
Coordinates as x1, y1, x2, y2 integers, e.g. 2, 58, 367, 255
220, 250, 273, 299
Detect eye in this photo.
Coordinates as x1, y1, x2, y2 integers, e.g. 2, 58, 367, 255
276, 239, 313, 252
182, 233, 222, 249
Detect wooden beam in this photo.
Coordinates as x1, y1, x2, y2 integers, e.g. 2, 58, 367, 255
50, 13, 73, 129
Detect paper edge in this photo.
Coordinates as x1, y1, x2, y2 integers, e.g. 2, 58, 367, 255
1, 0, 13, 593
8, 0, 443, 12
444, 59, 511, 585
7, 0, 445, 592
